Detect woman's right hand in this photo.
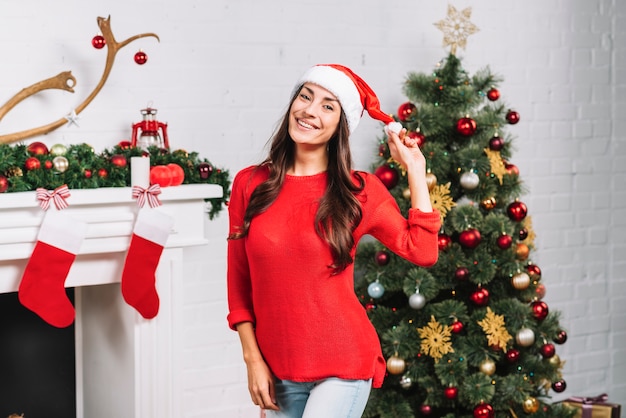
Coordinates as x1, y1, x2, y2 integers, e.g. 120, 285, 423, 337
245, 357, 279, 411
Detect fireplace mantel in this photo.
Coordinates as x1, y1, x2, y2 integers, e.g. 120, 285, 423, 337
0, 184, 223, 417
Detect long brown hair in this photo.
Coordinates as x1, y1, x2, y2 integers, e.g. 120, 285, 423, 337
229, 86, 365, 274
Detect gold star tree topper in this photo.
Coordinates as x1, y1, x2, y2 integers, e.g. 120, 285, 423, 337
434, 5, 479, 55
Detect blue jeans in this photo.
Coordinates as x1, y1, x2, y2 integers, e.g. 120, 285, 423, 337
265, 378, 372, 418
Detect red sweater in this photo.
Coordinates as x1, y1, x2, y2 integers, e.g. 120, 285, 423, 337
227, 165, 440, 388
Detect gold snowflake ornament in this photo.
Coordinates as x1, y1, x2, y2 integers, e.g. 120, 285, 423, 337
477, 307, 513, 352
430, 182, 456, 222
434, 5, 479, 55
417, 316, 454, 362
484, 148, 507, 185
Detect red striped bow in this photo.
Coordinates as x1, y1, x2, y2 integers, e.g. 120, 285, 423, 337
132, 184, 162, 208
36, 185, 71, 210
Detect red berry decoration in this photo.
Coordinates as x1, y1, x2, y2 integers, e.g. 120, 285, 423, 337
455, 267, 470, 282
25, 157, 41, 171
27, 141, 49, 156
150, 165, 172, 187
374, 164, 399, 189
375, 250, 390, 266
167, 163, 185, 186
444, 386, 458, 400
540, 343, 556, 358
506, 109, 520, 124
552, 379, 567, 393
506, 348, 520, 363
92, 34, 106, 49
0, 175, 8, 193
134, 50, 148, 65
397, 102, 416, 122
473, 402, 495, 418
198, 162, 214, 179
407, 130, 426, 147
531, 300, 549, 321
554, 330, 568, 344
488, 135, 504, 151
496, 234, 513, 250
419, 405, 432, 415
84, 169, 92, 179
438, 233, 452, 251
470, 288, 489, 307
98, 168, 108, 178
456, 116, 477, 136
110, 154, 127, 168
507, 200, 528, 222
459, 228, 481, 249
450, 320, 464, 334
486, 88, 500, 101
44, 160, 53, 169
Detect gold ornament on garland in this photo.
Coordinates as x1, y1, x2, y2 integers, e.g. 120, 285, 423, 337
417, 315, 454, 362
484, 148, 507, 185
434, 5, 479, 56
429, 182, 456, 222
477, 307, 513, 352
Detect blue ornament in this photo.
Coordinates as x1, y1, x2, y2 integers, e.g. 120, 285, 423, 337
367, 281, 385, 299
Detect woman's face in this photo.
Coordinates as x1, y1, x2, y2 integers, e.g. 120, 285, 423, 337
288, 82, 342, 148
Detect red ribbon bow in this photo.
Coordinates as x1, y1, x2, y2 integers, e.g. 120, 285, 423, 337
132, 184, 162, 208
36, 185, 71, 210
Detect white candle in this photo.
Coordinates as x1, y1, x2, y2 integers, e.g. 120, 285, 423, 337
130, 156, 150, 188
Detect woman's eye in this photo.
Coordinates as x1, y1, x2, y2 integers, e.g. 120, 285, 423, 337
300, 93, 311, 101
324, 104, 335, 111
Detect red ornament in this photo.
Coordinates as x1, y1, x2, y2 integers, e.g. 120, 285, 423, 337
444, 386, 458, 400
518, 227, 529, 240
487, 88, 500, 101
167, 163, 185, 186
44, 160, 53, 169
496, 234, 513, 250
419, 405, 432, 415
488, 135, 504, 151
118, 140, 132, 149
526, 264, 542, 280
531, 300, 549, 321
459, 228, 481, 249
438, 233, 452, 251
506, 348, 520, 363
374, 164, 399, 189
27, 142, 49, 156
110, 154, 127, 168
450, 320, 464, 334
407, 130, 426, 147
473, 402, 495, 418
198, 162, 214, 179
470, 288, 489, 307
150, 165, 173, 187
397, 102, 416, 122
507, 201, 528, 222
540, 343, 556, 358
454, 267, 470, 281
84, 169, 93, 179
506, 109, 520, 124
25, 157, 41, 171
554, 330, 568, 344
535, 283, 546, 300
375, 250, 390, 266
0, 175, 8, 193
552, 379, 567, 393
91, 34, 106, 49
456, 116, 477, 136
504, 162, 519, 176
134, 50, 148, 65
98, 168, 108, 178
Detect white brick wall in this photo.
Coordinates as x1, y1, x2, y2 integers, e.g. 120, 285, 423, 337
1, 0, 623, 416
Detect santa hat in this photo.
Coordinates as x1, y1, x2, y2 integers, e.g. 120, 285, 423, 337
295, 64, 402, 135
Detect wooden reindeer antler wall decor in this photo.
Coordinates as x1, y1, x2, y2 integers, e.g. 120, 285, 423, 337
0, 15, 159, 145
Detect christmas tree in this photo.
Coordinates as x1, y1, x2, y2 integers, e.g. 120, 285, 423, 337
354, 10, 575, 417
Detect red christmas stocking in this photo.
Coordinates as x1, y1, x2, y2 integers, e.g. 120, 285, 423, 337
18, 210, 87, 328
121, 208, 174, 319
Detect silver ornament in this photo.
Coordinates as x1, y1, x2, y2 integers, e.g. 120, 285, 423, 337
399, 374, 413, 389
367, 281, 385, 299
516, 327, 535, 347
409, 292, 426, 309
52, 156, 69, 173
460, 171, 480, 190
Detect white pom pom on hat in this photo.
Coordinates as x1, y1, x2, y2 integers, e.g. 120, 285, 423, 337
295, 64, 398, 134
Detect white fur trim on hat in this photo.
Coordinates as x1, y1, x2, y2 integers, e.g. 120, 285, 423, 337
295, 65, 364, 134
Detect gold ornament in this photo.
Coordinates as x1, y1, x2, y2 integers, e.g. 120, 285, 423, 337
479, 358, 496, 376
52, 156, 69, 173
477, 307, 512, 351
402, 187, 411, 200
6, 166, 23, 177
511, 272, 531, 290
50, 143, 68, 156
425, 171, 437, 191
480, 196, 496, 210
522, 396, 539, 414
386, 354, 406, 375
434, 5, 479, 56
417, 316, 454, 362
484, 148, 507, 185
516, 243, 530, 260
429, 182, 456, 222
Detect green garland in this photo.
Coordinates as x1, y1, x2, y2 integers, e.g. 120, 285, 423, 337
0, 142, 231, 219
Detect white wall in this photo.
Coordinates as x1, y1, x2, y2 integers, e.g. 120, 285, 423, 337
1, 0, 623, 416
